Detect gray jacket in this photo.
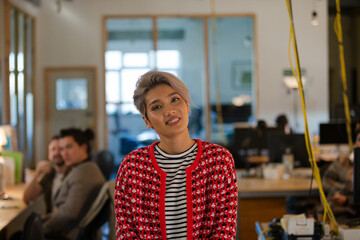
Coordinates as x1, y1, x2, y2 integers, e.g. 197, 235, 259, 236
43, 160, 105, 239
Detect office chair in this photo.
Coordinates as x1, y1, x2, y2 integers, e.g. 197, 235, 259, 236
76, 181, 115, 240
22, 211, 45, 240
93, 150, 115, 180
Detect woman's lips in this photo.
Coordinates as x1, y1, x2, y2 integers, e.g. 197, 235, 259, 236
166, 117, 180, 125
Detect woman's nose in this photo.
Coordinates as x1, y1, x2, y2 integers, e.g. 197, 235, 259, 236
164, 105, 175, 116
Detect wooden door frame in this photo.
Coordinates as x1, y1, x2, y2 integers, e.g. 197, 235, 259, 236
44, 66, 98, 151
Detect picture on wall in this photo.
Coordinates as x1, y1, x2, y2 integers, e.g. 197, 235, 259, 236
232, 60, 252, 90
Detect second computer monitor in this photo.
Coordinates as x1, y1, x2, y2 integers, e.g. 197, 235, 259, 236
267, 133, 310, 168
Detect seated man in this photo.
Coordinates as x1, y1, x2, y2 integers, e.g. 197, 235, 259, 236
42, 128, 105, 239
322, 124, 360, 222
23, 135, 68, 213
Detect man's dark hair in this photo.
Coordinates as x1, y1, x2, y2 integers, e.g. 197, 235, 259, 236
60, 128, 95, 155
48, 135, 61, 145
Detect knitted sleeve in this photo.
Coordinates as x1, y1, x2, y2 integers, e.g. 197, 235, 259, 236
114, 155, 140, 239
212, 148, 238, 239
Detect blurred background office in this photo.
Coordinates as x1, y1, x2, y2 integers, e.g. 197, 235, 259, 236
1, 0, 360, 239
1, 0, 360, 176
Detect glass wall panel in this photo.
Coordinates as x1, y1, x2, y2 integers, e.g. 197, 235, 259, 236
17, 12, 25, 151
105, 16, 255, 172
7, 5, 35, 167
157, 18, 205, 139
25, 17, 34, 162
10, 8, 17, 126
208, 17, 254, 144
106, 18, 154, 165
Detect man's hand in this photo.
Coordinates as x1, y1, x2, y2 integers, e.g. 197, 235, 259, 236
331, 193, 347, 206
35, 161, 52, 176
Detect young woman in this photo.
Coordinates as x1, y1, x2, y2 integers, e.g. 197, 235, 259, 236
115, 71, 238, 239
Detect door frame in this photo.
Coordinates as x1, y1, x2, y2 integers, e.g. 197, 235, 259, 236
44, 66, 98, 151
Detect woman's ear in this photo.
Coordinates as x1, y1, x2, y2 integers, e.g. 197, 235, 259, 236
142, 115, 153, 129
186, 101, 191, 112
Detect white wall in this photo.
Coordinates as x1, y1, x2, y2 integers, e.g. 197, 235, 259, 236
7, 0, 329, 159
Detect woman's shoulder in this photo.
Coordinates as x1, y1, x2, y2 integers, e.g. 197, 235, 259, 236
197, 140, 231, 154
124, 145, 152, 160
118, 145, 153, 170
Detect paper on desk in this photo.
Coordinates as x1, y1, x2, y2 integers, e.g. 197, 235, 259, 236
281, 214, 308, 234
288, 217, 314, 235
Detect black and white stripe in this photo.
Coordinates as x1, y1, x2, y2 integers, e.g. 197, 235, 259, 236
155, 143, 197, 240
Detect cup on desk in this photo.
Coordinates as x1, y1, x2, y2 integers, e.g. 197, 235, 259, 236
262, 164, 285, 179
282, 149, 294, 177
24, 168, 36, 184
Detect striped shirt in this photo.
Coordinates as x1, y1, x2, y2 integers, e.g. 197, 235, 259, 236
154, 142, 197, 240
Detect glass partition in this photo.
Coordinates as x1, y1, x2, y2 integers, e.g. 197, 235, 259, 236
7, 4, 35, 166
105, 15, 256, 166
208, 17, 255, 143
106, 18, 153, 158
157, 17, 205, 139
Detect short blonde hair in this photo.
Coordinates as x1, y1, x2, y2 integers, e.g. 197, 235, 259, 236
133, 70, 194, 119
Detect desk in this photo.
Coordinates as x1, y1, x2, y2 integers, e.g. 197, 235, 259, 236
236, 171, 318, 240
246, 155, 269, 165
0, 184, 45, 239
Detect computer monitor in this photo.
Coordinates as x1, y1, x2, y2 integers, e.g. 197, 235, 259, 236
267, 133, 310, 168
233, 127, 256, 150
319, 122, 356, 144
211, 104, 251, 123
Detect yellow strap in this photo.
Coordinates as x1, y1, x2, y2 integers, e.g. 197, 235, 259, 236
258, 227, 274, 240
334, 0, 353, 152
210, 0, 227, 145
285, 0, 338, 234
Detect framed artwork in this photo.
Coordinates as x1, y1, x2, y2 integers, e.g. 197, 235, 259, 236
232, 61, 252, 90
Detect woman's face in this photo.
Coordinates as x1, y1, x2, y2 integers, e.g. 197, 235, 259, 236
143, 84, 190, 140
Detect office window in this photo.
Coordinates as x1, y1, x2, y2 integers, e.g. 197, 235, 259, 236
6, 4, 35, 165
56, 78, 88, 110
105, 49, 180, 115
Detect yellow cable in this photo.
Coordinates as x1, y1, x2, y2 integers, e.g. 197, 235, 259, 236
323, 206, 327, 228
210, 0, 227, 145
285, 0, 338, 234
334, 0, 353, 152
258, 227, 273, 240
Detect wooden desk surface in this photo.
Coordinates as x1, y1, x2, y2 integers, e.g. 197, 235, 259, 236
0, 184, 27, 231
236, 170, 320, 240
236, 171, 319, 198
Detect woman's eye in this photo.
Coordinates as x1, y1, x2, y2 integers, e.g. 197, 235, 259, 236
172, 97, 180, 103
151, 105, 161, 111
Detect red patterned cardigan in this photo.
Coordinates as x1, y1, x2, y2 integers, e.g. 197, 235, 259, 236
114, 139, 238, 239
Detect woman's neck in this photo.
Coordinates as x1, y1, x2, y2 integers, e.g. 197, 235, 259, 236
158, 134, 195, 154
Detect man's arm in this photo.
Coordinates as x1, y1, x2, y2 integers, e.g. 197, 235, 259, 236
23, 161, 51, 204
